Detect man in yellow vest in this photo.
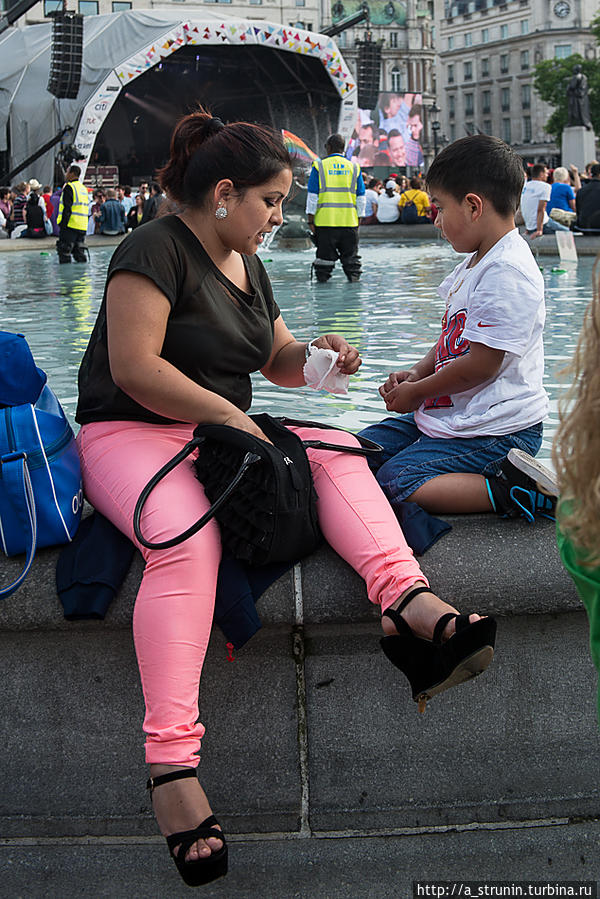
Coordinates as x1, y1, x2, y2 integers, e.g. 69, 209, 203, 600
56, 165, 89, 263
306, 133, 365, 282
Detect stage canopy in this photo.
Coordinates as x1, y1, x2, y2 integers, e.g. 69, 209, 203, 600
0, 9, 357, 186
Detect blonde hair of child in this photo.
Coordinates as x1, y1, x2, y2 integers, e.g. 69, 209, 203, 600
553, 255, 600, 565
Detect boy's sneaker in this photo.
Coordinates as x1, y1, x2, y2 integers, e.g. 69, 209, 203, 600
486, 449, 558, 523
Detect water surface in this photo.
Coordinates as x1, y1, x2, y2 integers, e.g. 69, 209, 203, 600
0, 240, 592, 464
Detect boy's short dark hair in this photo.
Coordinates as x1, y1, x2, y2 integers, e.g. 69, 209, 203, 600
425, 135, 525, 216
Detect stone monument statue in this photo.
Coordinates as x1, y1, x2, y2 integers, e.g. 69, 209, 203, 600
567, 64, 592, 130
562, 64, 596, 171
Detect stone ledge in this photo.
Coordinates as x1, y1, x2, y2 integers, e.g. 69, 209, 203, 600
0, 514, 577, 632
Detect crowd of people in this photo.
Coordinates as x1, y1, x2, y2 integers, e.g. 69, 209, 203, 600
361, 174, 434, 225
0, 177, 165, 241
519, 158, 600, 238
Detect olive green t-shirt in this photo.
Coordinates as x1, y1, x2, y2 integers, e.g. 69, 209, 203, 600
76, 215, 280, 425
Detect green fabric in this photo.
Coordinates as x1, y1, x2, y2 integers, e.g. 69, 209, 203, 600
556, 520, 600, 725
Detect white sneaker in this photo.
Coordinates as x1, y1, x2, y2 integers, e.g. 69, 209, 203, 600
506, 448, 559, 497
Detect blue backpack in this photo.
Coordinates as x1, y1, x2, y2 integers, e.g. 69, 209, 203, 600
400, 192, 419, 225
0, 332, 82, 598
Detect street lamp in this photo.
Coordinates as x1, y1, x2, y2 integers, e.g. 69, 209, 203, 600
430, 102, 441, 157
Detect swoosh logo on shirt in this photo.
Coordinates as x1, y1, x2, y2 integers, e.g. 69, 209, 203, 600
477, 321, 495, 327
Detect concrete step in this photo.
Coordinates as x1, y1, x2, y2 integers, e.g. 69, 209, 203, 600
1, 822, 598, 898
0, 514, 598, 893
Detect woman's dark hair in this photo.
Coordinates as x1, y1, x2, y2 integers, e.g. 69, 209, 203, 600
425, 134, 525, 216
157, 108, 293, 206
27, 192, 39, 205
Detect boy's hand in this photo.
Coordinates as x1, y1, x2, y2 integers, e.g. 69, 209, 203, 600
380, 379, 424, 413
379, 369, 420, 397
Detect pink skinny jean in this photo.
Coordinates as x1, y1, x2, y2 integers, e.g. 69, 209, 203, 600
77, 420, 428, 766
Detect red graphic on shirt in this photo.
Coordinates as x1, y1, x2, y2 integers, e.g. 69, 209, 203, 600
423, 309, 469, 410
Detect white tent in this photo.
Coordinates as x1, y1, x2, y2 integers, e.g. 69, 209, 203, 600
0, 9, 357, 186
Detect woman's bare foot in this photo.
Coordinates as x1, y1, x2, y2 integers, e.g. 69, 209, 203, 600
381, 581, 482, 642
149, 765, 223, 863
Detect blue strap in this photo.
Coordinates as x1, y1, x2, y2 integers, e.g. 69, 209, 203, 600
0, 453, 37, 598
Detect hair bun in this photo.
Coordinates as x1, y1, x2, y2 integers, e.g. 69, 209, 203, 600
207, 117, 225, 136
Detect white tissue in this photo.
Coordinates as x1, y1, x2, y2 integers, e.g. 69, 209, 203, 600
303, 345, 349, 395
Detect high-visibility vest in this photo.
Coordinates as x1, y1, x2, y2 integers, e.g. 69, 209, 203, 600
58, 180, 88, 231
313, 155, 359, 227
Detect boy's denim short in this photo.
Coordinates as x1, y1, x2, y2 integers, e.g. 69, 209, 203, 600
358, 414, 544, 505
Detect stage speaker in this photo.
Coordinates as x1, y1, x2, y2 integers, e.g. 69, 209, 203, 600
356, 41, 382, 110
47, 12, 84, 100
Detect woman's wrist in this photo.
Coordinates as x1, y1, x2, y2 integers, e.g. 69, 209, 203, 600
304, 339, 318, 362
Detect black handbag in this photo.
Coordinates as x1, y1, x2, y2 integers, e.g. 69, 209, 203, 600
133, 413, 381, 566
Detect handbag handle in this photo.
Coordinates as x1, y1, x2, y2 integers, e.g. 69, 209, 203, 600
133, 417, 382, 553
276, 417, 382, 456
0, 453, 38, 599
133, 437, 261, 551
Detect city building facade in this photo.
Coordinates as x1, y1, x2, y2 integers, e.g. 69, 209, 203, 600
436, 0, 598, 164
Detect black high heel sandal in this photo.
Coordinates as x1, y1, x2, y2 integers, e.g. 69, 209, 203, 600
380, 586, 497, 713
147, 768, 228, 887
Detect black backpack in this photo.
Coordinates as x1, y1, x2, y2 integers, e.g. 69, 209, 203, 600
400, 192, 419, 225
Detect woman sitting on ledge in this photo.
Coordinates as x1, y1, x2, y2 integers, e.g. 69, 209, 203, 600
75, 109, 496, 889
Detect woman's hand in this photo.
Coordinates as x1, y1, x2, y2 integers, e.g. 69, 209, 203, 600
312, 333, 362, 375
221, 409, 272, 443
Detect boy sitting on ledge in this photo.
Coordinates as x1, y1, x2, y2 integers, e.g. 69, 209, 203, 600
360, 134, 558, 521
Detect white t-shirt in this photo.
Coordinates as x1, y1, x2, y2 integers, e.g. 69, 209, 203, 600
364, 188, 379, 217
414, 229, 548, 438
520, 179, 551, 231
376, 192, 400, 223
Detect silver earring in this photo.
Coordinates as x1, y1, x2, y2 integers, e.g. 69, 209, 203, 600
215, 203, 228, 220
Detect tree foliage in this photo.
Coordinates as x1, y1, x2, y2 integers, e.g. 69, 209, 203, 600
533, 53, 600, 140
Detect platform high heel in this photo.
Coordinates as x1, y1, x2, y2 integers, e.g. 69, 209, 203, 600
380, 586, 497, 712
147, 768, 228, 887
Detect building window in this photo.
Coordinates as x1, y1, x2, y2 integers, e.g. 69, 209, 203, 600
482, 90, 491, 113
502, 118, 511, 143
464, 32, 472, 47
501, 87, 510, 111
500, 24, 508, 39
448, 63, 454, 83
481, 57, 489, 77
449, 123, 456, 141
249, 0, 262, 4
389, 31, 398, 48
520, 18, 529, 34
112, 0, 131, 8
521, 83, 531, 108
500, 53, 509, 73
390, 66, 403, 92
483, 119, 492, 134
481, 27, 488, 42
78, 0, 98, 12
523, 116, 532, 141
464, 60, 473, 80
464, 93, 474, 116
295, 0, 305, 5
448, 94, 455, 118
448, 36, 454, 49
44, 0, 62, 12
337, 31, 346, 45
521, 49, 529, 69
554, 44, 572, 58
